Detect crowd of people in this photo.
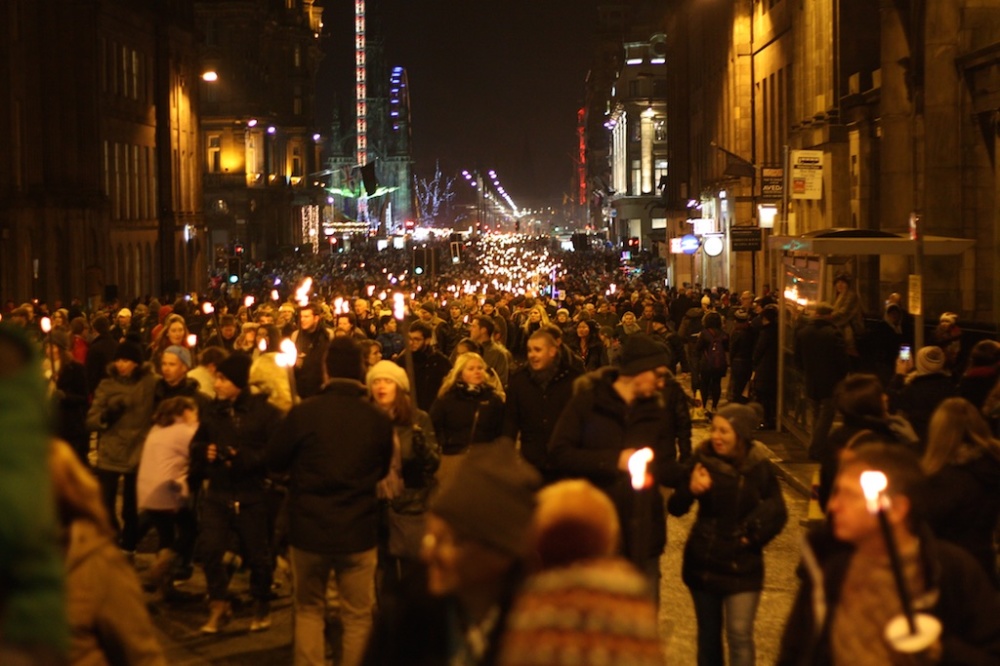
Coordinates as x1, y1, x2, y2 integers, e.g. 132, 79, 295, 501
2, 237, 1000, 665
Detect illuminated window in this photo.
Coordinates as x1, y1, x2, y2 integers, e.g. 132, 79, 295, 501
631, 160, 641, 195
291, 145, 302, 177
655, 118, 667, 142
294, 46, 301, 69
208, 135, 221, 173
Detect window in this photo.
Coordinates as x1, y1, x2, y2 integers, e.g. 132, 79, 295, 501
655, 118, 667, 142
131, 50, 139, 100
291, 145, 302, 177
630, 159, 641, 195
654, 159, 668, 188
132, 145, 140, 219
208, 135, 221, 173
628, 79, 642, 98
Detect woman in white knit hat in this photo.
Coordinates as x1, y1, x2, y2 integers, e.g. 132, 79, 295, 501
366, 360, 441, 590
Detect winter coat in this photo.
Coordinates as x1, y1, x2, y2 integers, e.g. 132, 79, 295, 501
376, 331, 405, 360
574, 339, 609, 372
137, 420, 197, 512
889, 372, 958, 446
696, 326, 729, 375
500, 358, 582, 476
678, 307, 705, 346
65, 520, 166, 666
190, 390, 282, 506
794, 318, 848, 400
152, 376, 209, 412
84, 332, 118, 393
778, 524, 1000, 666
663, 375, 694, 461
292, 325, 333, 400
548, 368, 682, 560
53, 359, 90, 449
390, 409, 441, 515
923, 454, 1000, 585
400, 347, 452, 411
429, 384, 505, 455
751, 323, 779, 394
729, 321, 757, 364
668, 440, 787, 594
267, 379, 393, 554
86, 364, 158, 473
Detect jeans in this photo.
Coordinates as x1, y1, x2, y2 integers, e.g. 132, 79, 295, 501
701, 370, 724, 410
199, 498, 272, 602
290, 546, 377, 666
146, 508, 197, 564
96, 469, 138, 551
690, 588, 760, 666
808, 397, 837, 461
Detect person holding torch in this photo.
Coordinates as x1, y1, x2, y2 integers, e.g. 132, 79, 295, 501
779, 444, 1000, 665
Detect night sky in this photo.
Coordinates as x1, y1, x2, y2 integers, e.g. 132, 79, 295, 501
317, 0, 601, 207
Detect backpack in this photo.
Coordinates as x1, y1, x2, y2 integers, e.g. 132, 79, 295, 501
703, 329, 728, 372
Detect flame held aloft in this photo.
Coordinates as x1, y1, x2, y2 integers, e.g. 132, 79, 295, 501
860, 470, 888, 514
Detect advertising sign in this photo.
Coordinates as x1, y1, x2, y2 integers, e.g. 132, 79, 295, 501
761, 167, 784, 201
791, 150, 824, 200
729, 226, 762, 252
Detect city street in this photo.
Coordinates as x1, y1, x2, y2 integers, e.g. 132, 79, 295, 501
145, 415, 813, 664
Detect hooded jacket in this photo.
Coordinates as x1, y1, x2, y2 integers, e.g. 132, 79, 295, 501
86, 363, 158, 473
668, 440, 787, 594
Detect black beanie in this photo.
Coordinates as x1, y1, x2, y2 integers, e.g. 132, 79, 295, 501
216, 353, 251, 390
430, 444, 541, 556
618, 334, 670, 376
325, 337, 363, 381
113, 342, 144, 365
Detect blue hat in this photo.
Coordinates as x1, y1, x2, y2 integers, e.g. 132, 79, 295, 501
163, 345, 192, 369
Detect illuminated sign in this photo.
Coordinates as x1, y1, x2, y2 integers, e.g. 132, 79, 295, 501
680, 234, 700, 255
703, 235, 724, 257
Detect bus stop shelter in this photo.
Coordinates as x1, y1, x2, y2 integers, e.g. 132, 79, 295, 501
767, 229, 975, 444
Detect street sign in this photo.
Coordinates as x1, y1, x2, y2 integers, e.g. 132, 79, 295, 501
680, 234, 700, 254
761, 167, 784, 201
791, 150, 824, 200
730, 226, 762, 252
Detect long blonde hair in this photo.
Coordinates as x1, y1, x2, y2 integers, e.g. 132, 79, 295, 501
437, 352, 505, 401
50, 439, 113, 536
923, 397, 1000, 475
521, 304, 551, 333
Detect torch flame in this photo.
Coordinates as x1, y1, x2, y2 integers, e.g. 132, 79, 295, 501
277, 338, 297, 368
270, 289, 279, 301
295, 277, 313, 307
186, 334, 197, 348
628, 448, 654, 490
40, 317, 52, 334
244, 295, 255, 308
202, 302, 214, 315
860, 470, 888, 513
392, 293, 405, 321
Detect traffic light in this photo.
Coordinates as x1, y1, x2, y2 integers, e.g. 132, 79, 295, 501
413, 247, 427, 276
234, 243, 245, 257
449, 242, 462, 264
227, 257, 241, 284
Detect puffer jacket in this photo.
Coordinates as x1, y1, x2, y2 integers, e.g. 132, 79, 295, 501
668, 439, 787, 594
86, 363, 158, 473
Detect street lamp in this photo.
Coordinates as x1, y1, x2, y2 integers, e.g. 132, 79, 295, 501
201, 70, 218, 82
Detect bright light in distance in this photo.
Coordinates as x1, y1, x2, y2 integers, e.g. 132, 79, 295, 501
267, 126, 276, 135
247, 119, 258, 127
40, 317, 51, 334
244, 295, 255, 308
312, 133, 321, 142
201, 71, 218, 82
271, 289, 280, 301
202, 302, 214, 315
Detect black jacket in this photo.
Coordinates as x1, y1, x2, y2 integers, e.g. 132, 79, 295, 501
429, 384, 505, 455
191, 391, 282, 505
500, 359, 581, 477
778, 524, 1000, 666
752, 323, 779, 394
293, 325, 333, 399
794, 318, 848, 400
266, 379, 394, 555
669, 441, 787, 594
889, 372, 958, 447
548, 368, 681, 560
401, 347, 452, 412
53, 360, 90, 447
85, 332, 118, 392
923, 454, 1000, 585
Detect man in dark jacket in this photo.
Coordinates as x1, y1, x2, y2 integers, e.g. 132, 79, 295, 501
779, 444, 1000, 665
268, 338, 394, 666
292, 302, 333, 400
752, 305, 779, 428
398, 320, 451, 411
548, 334, 681, 598
794, 303, 849, 460
500, 329, 581, 482
85, 315, 118, 391
190, 353, 282, 634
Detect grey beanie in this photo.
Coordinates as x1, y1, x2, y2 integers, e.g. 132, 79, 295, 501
715, 403, 762, 443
